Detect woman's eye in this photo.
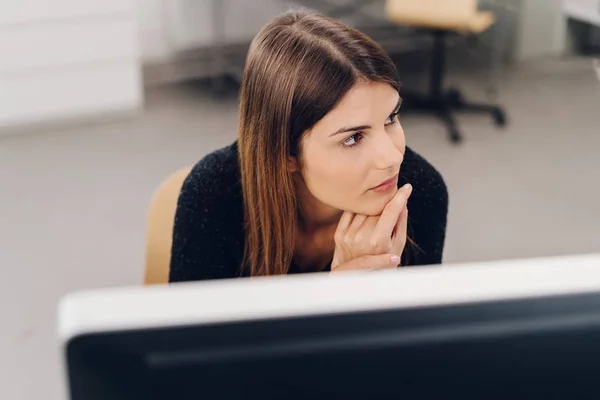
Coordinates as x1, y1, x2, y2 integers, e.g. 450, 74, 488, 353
343, 132, 363, 147
386, 112, 399, 125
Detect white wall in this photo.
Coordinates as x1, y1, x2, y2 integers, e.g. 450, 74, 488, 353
136, 0, 172, 63
136, 0, 292, 64
135, 0, 393, 64
0, 0, 142, 130
137, 0, 584, 66
515, 0, 568, 60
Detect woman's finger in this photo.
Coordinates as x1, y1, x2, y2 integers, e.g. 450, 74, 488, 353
391, 206, 409, 262
373, 184, 412, 240
393, 206, 408, 242
335, 211, 355, 238
346, 214, 368, 238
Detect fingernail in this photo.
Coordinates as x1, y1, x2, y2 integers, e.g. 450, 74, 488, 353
391, 255, 401, 264
402, 183, 412, 191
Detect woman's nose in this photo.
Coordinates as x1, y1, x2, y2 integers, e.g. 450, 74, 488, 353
372, 135, 403, 170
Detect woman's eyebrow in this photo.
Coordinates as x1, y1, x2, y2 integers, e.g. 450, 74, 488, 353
393, 97, 403, 112
329, 97, 403, 137
329, 124, 371, 137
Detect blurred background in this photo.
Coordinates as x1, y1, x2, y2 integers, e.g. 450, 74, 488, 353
1, 0, 599, 399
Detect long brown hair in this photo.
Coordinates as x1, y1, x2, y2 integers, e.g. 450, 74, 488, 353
238, 9, 401, 276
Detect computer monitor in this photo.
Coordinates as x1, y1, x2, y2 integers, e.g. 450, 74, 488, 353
59, 254, 600, 400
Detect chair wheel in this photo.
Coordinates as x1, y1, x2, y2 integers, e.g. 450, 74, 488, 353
492, 107, 507, 127
449, 129, 462, 144
447, 88, 464, 105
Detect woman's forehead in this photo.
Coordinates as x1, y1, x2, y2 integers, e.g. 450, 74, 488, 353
310, 82, 399, 134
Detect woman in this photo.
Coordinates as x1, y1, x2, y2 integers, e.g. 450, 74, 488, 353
169, 10, 448, 282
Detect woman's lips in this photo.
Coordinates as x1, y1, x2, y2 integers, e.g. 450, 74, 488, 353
370, 174, 399, 193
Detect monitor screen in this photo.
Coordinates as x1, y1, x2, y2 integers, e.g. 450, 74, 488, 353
60, 255, 600, 399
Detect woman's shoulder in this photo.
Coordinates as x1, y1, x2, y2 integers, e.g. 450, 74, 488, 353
170, 142, 245, 282
177, 140, 244, 238
400, 146, 448, 265
401, 146, 448, 203
184, 142, 241, 193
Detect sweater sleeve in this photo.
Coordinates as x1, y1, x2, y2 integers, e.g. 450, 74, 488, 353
401, 147, 449, 266
169, 153, 245, 282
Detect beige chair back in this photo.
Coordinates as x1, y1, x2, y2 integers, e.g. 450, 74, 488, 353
144, 167, 192, 285
386, 0, 493, 33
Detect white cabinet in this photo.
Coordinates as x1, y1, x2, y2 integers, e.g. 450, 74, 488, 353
0, 0, 141, 131
0, 18, 137, 73
563, 0, 600, 26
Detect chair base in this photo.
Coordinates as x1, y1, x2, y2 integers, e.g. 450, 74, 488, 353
401, 88, 507, 144
396, 29, 508, 144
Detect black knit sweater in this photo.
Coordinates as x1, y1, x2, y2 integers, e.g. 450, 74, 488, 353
169, 142, 448, 282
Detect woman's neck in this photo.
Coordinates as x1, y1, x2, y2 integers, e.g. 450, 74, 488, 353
293, 174, 343, 234
291, 174, 340, 272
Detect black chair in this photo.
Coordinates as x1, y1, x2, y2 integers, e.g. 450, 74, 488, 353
400, 29, 507, 143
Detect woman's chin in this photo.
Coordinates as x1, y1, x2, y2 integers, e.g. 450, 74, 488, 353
357, 193, 397, 216
333, 191, 397, 217
351, 203, 388, 217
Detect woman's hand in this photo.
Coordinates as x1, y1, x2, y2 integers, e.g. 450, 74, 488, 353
331, 183, 412, 272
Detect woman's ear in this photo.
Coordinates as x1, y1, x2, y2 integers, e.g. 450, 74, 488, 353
287, 156, 299, 173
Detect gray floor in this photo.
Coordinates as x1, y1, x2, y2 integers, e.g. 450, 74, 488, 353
1, 57, 600, 399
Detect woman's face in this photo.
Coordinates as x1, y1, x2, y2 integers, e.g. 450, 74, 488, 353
292, 81, 406, 217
